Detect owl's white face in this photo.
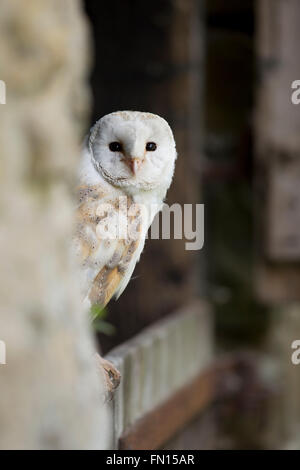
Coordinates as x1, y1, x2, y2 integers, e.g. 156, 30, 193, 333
89, 111, 176, 192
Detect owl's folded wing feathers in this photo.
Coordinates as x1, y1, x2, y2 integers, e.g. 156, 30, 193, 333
74, 184, 143, 308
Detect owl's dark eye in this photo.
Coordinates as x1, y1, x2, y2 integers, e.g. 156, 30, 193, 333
109, 142, 122, 152
146, 142, 157, 152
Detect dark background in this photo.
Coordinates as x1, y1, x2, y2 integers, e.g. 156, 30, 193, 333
83, 0, 300, 449
84, 0, 268, 354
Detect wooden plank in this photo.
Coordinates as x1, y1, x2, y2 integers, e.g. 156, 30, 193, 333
105, 300, 213, 448
118, 358, 238, 450
255, 0, 300, 301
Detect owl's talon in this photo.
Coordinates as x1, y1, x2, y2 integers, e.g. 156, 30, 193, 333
95, 353, 121, 401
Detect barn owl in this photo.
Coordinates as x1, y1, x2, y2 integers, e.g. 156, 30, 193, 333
74, 111, 177, 392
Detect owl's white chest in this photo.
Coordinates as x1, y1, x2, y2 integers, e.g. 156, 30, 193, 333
76, 141, 168, 306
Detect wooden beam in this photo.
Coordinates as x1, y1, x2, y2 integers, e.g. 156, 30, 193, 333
255, 0, 300, 301
118, 357, 241, 450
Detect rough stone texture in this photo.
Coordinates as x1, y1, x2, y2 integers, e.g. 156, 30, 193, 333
0, 0, 109, 449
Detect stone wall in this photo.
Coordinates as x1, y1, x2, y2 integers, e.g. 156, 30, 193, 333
0, 0, 108, 449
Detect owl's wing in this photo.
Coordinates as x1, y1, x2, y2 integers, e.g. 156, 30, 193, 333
74, 184, 144, 308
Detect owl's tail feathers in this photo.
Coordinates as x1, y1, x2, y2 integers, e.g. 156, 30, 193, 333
88, 264, 122, 308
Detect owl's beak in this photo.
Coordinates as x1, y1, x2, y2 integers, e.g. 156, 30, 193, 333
128, 158, 143, 175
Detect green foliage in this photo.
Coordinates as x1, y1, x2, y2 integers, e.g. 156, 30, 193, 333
90, 304, 116, 336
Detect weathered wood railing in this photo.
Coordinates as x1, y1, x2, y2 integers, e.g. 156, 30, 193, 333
105, 299, 214, 449
104, 299, 270, 449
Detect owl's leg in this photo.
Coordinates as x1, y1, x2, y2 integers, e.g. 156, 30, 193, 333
95, 353, 121, 401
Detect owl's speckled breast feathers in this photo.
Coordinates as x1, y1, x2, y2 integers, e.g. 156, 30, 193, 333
75, 183, 144, 307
